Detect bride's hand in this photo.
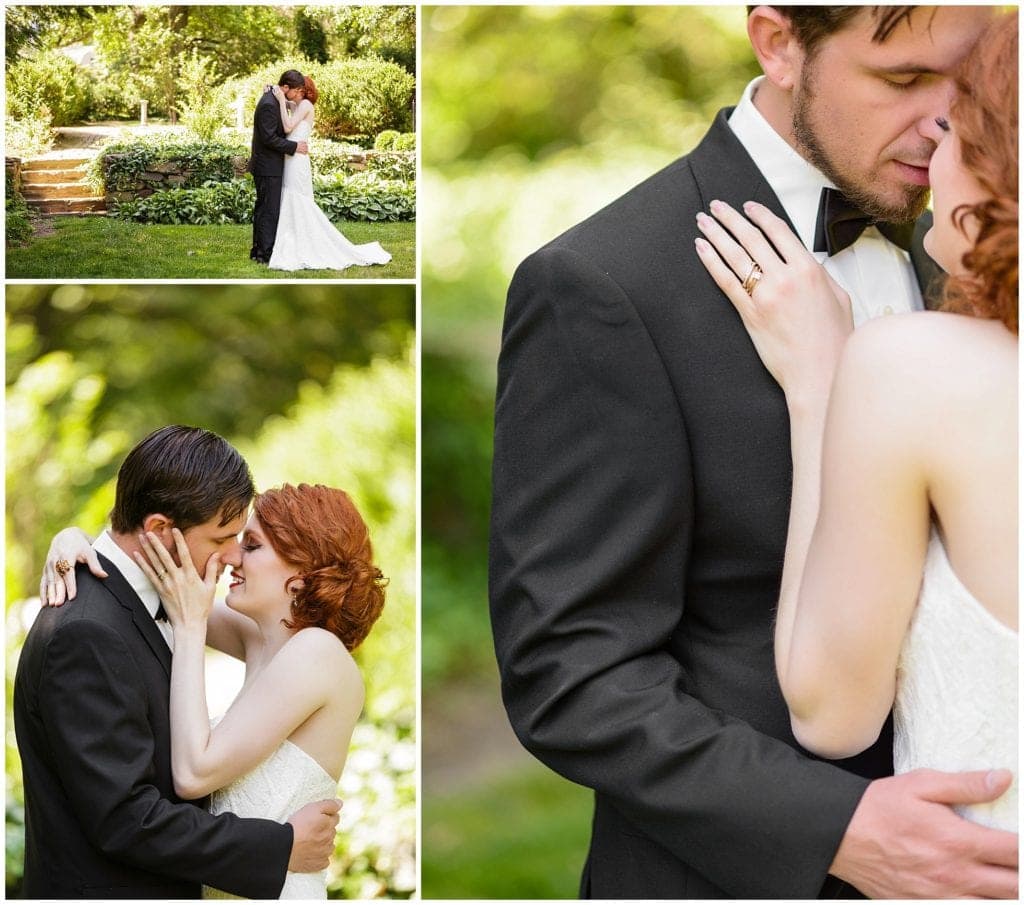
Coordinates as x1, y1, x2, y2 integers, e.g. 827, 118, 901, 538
695, 199, 853, 402
134, 528, 220, 631
272, 85, 284, 101
40, 527, 107, 606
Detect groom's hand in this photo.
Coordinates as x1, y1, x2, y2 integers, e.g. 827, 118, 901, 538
296, 141, 309, 155
830, 768, 1018, 898
286, 798, 342, 872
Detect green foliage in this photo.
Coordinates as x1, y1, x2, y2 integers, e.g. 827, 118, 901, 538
315, 173, 415, 223
113, 179, 255, 225
310, 138, 362, 178
393, 132, 416, 151
5, 172, 33, 246
6, 294, 415, 897
5, 49, 93, 125
375, 130, 400, 150
177, 51, 231, 141
323, 6, 416, 73
90, 136, 248, 193
296, 8, 330, 64
3, 109, 56, 158
368, 152, 415, 182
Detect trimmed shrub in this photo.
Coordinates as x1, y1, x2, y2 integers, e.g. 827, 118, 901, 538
393, 132, 416, 151
375, 130, 400, 150
218, 56, 414, 142
6, 50, 94, 126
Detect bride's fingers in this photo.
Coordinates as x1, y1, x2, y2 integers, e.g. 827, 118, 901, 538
133, 549, 162, 590
695, 237, 756, 324
695, 211, 756, 284
705, 200, 783, 272
170, 528, 199, 578
740, 201, 811, 264
204, 552, 222, 585
139, 531, 177, 577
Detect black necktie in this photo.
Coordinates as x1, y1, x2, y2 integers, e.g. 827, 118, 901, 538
813, 187, 915, 256
154, 601, 168, 623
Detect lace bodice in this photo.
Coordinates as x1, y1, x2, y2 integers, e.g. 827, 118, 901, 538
894, 530, 1017, 830
202, 731, 339, 899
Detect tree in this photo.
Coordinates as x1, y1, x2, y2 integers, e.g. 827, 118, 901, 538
295, 8, 329, 64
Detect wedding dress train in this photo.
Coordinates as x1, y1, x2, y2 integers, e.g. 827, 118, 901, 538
894, 529, 1017, 831
269, 118, 391, 272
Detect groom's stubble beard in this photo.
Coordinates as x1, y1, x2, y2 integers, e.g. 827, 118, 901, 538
791, 53, 931, 225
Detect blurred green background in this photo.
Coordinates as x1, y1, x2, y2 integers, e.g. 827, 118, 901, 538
5, 284, 415, 898
420, 6, 759, 897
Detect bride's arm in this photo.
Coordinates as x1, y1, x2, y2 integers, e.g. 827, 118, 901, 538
274, 91, 310, 135
136, 529, 361, 799
697, 200, 929, 757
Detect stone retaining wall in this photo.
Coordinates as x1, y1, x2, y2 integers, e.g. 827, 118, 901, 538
6, 157, 23, 194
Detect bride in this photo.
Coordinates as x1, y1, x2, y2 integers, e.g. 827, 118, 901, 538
44, 483, 387, 899
695, 11, 1016, 835
268, 75, 391, 272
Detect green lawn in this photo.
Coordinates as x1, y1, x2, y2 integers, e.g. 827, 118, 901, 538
422, 764, 592, 899
6, 217, 415, 279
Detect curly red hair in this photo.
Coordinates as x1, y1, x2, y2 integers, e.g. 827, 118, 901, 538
301, 75, 319, 105
254, 483, 385, 651
941, 13, 1018, 334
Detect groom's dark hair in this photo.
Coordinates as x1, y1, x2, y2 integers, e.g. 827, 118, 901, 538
278, 70, 305, 89
752, 7, 928, 56
110, 425, 254, 534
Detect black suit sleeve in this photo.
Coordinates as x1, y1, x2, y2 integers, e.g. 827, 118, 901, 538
255, 98, 299, 157
38, 618, 292, 898
489, 245, 869, 898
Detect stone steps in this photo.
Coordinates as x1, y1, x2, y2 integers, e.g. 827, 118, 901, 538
22, 154, 104, 214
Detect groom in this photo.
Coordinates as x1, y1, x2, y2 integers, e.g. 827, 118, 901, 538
249, 69, 309, 264
490, 5, 1017, 900
14, 426, 339, 898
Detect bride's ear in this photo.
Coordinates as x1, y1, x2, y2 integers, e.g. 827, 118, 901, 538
285, 577, 305, 599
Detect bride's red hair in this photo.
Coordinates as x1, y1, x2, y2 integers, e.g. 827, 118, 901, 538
941, 13, 1018, 334
254, 483, 386, 651
302, 75, 319, 105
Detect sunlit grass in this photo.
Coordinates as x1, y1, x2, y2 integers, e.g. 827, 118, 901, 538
5, 217, 415, 279
422, 764, 592, 899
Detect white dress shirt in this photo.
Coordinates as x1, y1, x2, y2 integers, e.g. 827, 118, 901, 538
728, 77, 923, 326
93, 530, 174, 651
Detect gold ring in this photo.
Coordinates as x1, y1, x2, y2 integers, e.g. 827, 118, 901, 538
158, 570, 169, 581
742, 261, 764, 296
55, 559, 72, 577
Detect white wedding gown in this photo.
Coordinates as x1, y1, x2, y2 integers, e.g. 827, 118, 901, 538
202, 729, 339, 899
893, 529, 1017, 830
268, 117, 391, 271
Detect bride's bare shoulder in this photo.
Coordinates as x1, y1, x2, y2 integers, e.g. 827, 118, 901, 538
840, 310, 1016, 394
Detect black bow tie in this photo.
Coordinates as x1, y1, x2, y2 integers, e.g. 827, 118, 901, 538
813, 187, 915, 256
154, 601, 168, 623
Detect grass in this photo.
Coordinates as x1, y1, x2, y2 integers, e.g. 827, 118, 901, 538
422, 763, 592, 899
5, 217, 415, 279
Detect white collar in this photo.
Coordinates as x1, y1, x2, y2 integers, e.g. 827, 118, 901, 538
728, 76, 835, 251
92, 530, 162, 620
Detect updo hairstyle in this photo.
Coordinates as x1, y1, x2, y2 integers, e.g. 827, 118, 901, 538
254, 483, 385, 651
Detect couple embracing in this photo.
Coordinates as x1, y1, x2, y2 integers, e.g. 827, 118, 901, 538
15, 426, 387, 898
248, 69, 391, 271
491, 6, 1017, 899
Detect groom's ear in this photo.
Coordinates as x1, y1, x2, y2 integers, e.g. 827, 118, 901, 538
141, 513, 175, 546
747, 6, 803, 92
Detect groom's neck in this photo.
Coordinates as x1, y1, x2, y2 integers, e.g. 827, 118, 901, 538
751, 79, 804, 160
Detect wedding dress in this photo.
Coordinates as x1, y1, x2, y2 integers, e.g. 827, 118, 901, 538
893, 529, 1017, 831
268, 117, 391, 271
202, 729, 339, 899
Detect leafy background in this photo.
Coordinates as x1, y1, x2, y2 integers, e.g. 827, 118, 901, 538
6, 284, 415, 899
420, 6, 758, 897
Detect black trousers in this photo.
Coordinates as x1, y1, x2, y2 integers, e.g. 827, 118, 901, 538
251, 175, 282, 261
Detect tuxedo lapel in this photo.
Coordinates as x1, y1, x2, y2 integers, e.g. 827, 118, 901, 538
688, 108, 797, 235
96, 553, 172, 678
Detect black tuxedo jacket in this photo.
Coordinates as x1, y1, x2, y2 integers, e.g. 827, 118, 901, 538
248, 89, 298, 178
490, 109, 941, 899
14, 555, 292, 898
